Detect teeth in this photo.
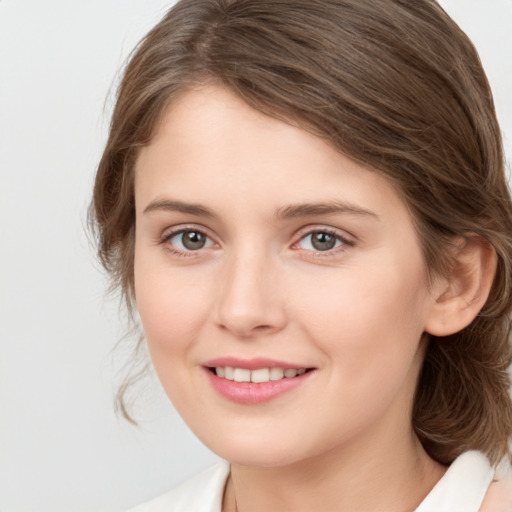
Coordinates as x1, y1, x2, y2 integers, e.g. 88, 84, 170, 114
214, 366, 307, 383
270, 367, 284, 381
233, 368, 251, 382
251, 368, 270, 383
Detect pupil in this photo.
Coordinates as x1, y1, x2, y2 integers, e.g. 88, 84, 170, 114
311, 232, 336, 251
182, 231, 205, 250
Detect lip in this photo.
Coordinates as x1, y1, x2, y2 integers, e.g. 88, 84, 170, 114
204, 357, 308, 370
203, 358, 315, 405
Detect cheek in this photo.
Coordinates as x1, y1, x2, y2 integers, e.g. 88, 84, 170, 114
291, 257, 430, 374
292, 267, 429, 434
134, 258, 214, 359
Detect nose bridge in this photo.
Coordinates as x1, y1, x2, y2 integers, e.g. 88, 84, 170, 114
215, 242, 285, 337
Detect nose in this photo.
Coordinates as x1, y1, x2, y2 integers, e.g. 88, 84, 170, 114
214, 250, 287, 339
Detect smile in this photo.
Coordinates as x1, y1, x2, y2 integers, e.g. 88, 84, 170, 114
214, 367, 307, 383
204, 360, 315, 404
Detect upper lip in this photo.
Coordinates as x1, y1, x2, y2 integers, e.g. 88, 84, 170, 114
204, 357, 312, 370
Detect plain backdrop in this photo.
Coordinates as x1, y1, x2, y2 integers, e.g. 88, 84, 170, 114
0, 1, 511, 511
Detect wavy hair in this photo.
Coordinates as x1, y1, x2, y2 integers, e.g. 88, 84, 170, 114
91, 0, 512, 465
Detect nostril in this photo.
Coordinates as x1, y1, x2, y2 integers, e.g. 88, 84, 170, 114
253, 324, 274, 331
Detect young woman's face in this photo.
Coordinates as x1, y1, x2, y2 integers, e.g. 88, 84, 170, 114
134, 85, 437, 467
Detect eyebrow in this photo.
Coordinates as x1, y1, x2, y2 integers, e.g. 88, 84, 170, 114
143, 199, 215, 217
275, 201, 378, 220
142, 198, 378, 220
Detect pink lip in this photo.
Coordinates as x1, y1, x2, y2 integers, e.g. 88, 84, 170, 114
203, 359, 315, 405
204, 357, 308, 370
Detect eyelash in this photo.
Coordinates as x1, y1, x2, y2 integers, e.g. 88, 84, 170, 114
159, 227, 215, 258
158, 226, 354, 258
292, 228, 354, 257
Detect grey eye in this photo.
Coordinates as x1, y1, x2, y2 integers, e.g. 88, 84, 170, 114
298, 231, 343, 252
182, 231, 206, 250
311, 232, 337, 251
170, 230, 212, 251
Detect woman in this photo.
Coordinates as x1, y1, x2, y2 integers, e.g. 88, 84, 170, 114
91, 0, 512, 510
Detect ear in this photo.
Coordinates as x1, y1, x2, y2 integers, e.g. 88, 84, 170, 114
425, 236, 497, 337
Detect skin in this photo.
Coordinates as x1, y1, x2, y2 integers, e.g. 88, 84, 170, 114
133, 85, 452, 511
481, 470, 512, 512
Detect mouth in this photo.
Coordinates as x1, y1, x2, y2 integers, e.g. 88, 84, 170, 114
203, 358, 316, 404
208, 366, 312, 383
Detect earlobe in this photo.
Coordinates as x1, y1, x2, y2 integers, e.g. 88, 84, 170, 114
425, 236, 497, 337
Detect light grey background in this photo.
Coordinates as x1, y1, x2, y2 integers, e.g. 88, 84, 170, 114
0, 1, 510, 511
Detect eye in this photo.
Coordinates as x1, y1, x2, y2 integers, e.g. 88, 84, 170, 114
296, 231, 346, 252
166, 229, 215, 252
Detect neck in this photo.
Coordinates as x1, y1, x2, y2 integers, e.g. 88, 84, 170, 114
224, 426, 446, 512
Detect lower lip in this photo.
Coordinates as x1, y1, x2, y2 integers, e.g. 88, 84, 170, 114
204, 369, 314, 405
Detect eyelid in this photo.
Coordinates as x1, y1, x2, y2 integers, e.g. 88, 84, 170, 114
157, 223, 354, 257
291, 225, 355, 253
158, 224, 219, 255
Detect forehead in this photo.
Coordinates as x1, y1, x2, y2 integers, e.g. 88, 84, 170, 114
134, 85, 411, 227
139, 85, 334, 179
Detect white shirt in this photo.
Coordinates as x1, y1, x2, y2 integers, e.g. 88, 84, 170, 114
127, 451, 497, 512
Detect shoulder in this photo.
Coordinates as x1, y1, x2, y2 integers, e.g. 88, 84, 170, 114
417, 451, 504, 512
480, 461, 512, 512
126, 461, 230, 512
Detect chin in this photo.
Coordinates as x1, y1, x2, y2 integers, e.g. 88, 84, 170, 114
217, 446, 305, 468
195, 426, 317, 468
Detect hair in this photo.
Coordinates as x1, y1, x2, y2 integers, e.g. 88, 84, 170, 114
91, 0, 512, 465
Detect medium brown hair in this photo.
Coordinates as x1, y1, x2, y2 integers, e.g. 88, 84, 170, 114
91, 0, 512, 465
